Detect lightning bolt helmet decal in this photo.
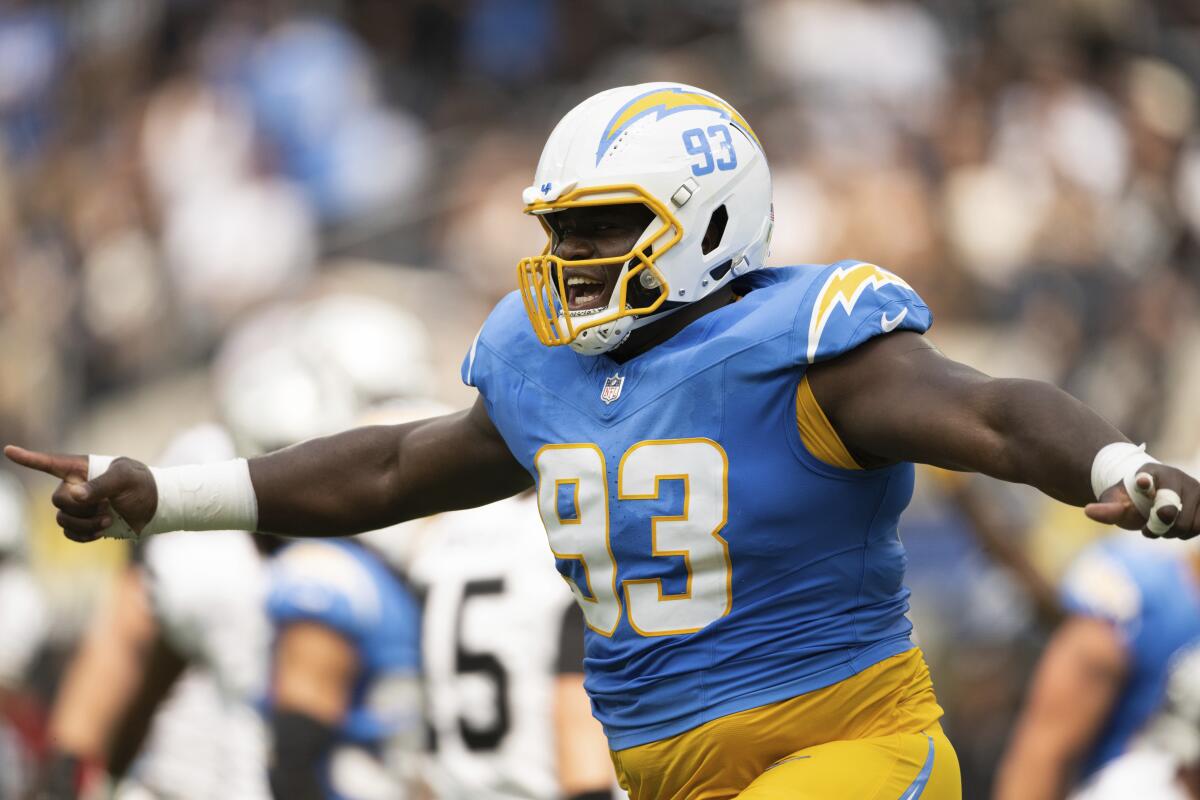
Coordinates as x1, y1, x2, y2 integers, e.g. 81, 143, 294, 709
595, 86, 761, 166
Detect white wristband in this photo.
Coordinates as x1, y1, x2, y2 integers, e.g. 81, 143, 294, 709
88, 456, 258, 540
1091, 442, 1160, 516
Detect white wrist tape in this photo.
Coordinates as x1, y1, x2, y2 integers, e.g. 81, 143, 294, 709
88, 455, 258, 540
1090, 442, 1159, 515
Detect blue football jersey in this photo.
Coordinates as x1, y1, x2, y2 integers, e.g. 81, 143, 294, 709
1060, 536, 1200, 778
463, 261, 933, 749
267, 539, 422, 796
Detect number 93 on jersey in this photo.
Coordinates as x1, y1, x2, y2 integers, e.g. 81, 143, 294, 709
534, 438, 731, 638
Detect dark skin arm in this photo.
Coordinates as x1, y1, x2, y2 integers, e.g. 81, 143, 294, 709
807, 332, 1200, 538
3, 397, 531, 540
252, 398, 530, 535
5, 312, 1197, 540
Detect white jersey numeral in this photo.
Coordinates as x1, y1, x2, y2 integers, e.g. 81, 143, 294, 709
619, 439, 730, 636
534, 444, 622, 636
534, 438, 731, 638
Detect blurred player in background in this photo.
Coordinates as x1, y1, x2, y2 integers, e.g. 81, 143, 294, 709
39, 422, 271, 800
994, 534, 1200, 799
404, 493, 615, 800
996, 458, 1200, 800
264, 535, 422, 800
0, 472, 49, 800
355, 400, 616, 800
36, 294, 433, 800
252, 300, 430, 800
1072, 639, 1200, 800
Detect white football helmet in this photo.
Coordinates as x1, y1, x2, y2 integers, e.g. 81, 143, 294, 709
518, 82, 773, 355
298, 294, 435, 404
213, 295, 436, 455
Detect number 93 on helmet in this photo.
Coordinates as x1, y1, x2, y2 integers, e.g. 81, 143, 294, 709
518, 82, 774, 356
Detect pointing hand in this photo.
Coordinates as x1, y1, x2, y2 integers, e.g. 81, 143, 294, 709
3, 446, 157, 542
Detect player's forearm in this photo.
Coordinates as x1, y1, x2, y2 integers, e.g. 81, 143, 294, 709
251, 425, 410, 536
252, 410, 531, 537
268, 710, 334, 800
960, 377, 1127, 506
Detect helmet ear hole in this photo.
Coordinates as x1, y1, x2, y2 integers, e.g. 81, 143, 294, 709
702, 205, 729, 255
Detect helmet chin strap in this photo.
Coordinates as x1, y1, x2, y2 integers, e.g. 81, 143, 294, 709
567, 313, 632, 355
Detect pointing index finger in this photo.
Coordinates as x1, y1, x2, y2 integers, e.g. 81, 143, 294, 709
4, 446, 88, 482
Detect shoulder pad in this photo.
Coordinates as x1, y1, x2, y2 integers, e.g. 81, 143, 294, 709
1060, 543, 1144, 629
268, 542, 382, 639
799, 261, 932, 364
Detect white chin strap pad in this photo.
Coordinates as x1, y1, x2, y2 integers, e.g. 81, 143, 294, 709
568, 317, 632, 355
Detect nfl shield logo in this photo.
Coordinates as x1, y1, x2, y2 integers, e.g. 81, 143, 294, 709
600, 373, 625, 404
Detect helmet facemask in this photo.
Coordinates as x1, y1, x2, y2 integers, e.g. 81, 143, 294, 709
517, 184, 683, 355
518, 83, 772, 354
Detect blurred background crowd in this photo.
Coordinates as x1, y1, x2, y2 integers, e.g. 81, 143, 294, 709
0, 0, 1199, 797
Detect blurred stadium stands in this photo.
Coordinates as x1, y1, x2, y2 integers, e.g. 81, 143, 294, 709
0, 0, 1198, 796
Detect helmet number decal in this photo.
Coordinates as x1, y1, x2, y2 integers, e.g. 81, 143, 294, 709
682, 125, 738, 177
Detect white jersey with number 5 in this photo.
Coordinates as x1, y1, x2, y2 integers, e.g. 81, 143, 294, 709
407, 495, 583, 800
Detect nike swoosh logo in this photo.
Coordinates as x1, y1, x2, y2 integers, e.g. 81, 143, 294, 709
881, 307, 908, 333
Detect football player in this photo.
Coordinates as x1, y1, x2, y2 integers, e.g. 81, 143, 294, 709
38, 424, 272, 800
10, 83, 1200, 799
264, 536, 423, 800
357, 400, 616, 800
996, 491, 1200, 797
38, 295, 432, 800
1070, 639, 1200, 800
404, 493, 615, 800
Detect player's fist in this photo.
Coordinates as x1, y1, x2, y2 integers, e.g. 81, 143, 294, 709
1085, 462, 1199, 540
3, 446, 157, 542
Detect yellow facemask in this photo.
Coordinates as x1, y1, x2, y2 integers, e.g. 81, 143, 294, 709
517, 184, 684, 347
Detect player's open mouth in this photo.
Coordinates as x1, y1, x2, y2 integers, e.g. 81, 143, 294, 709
564, 268, 616, 312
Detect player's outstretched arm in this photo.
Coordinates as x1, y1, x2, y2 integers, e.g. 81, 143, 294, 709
4, 395, 532, 541
807, 332, 1199, 539
250, 396, 531, 536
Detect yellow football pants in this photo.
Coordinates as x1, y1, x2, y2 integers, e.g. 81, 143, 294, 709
609, 648, 962, 800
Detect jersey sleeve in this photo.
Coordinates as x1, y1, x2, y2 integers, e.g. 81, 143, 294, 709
461, 322, 488, 390
461, 293, 525, 395
797, 260, 932, 364
459, 293, 535, 465
1059, 543, 1146, 644
267, 542, 381, 643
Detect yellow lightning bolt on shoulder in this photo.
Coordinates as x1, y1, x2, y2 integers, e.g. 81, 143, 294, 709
596, 87, 761, 165
807, 263, 912, 363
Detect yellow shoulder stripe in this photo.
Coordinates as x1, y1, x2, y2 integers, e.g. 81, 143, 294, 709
795, 375, 861, 470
